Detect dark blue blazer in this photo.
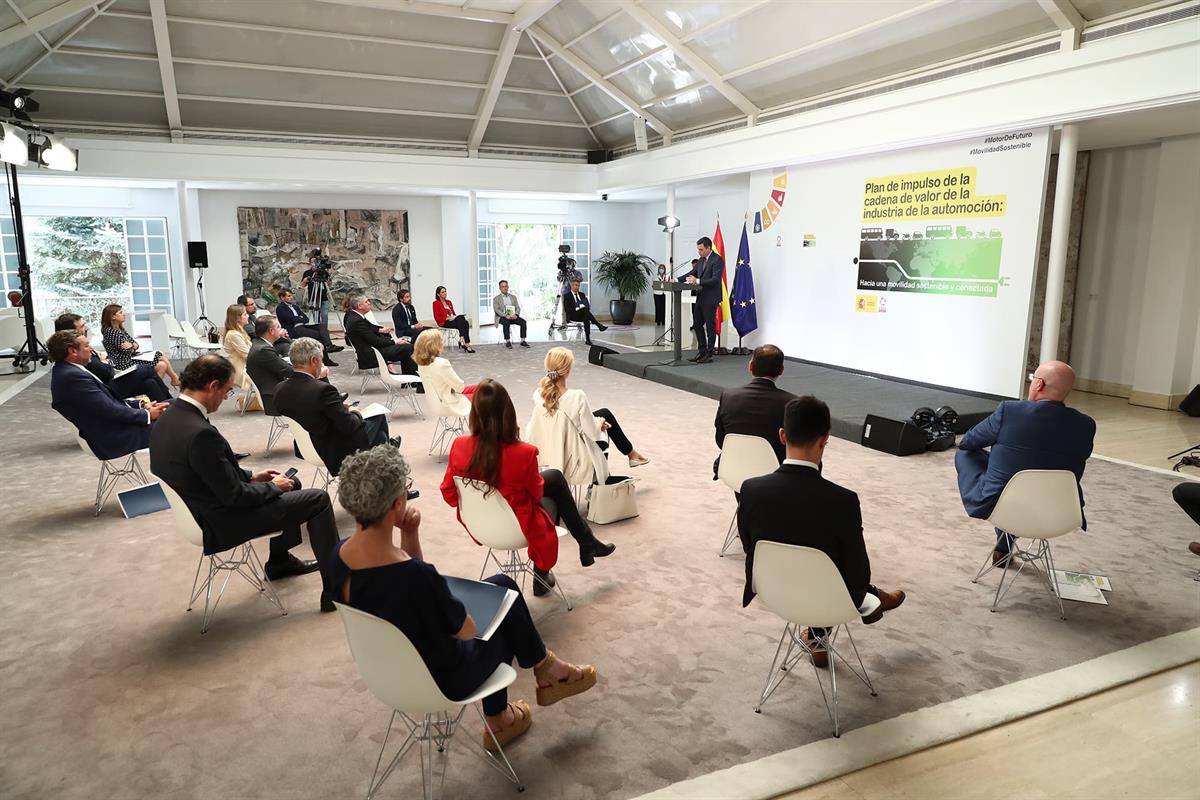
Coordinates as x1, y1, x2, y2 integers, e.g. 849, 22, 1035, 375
957, 399, 1095, 525
51, 361, 152, 460
275, 302, 310, 338
679, 252, 724, 307
391, 302, 422, 340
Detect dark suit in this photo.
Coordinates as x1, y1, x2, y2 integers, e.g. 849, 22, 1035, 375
391, 302, 424, 341
955, 399, 1095, 552
52, 361, 154, 460
149, 400, 339, 588
713, 377, 797, 477
245, 336, 293, 416
276, 301, 324, 343
274, 371, 389, 476
85, 352, 170, 402
680, 251, 724, 356
343, 310, 416, 374
246, 312, 290, 355
565, 290, 602, 342
738, 463, 875, 617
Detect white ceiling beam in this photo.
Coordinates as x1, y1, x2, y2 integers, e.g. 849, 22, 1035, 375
0, 0, 95, 49
4, 0, 53, 53
601, 45, 666, 81
3, 0, 114, 89
528, 24, 672, 139
1037, 0, 1084, 50
678, 0, 770, 44
148, 0, 182, 135
468, 0, 560, 153
529, 34, 600, 147
311, 0, 511, 24
101, 9, 542, 60
621, 1, 759, 120
561, 9, 622, 50
721, 0, 956, 81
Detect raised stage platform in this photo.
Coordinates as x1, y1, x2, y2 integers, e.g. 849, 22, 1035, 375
601, 348, 1005, 443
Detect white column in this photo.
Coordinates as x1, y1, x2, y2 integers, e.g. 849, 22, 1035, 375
1039, 122, 1078, 364
468, 190, 478, 322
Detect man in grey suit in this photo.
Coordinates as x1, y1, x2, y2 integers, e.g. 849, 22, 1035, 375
680, 236, 724, 363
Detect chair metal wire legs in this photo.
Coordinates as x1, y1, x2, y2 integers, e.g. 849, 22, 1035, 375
972, 537, 1067, 619
719, 510, 742, 557
186, 541, 287, 633
429, 416, 466, 459
265, 416, 289, 453
754, 623, 876, 738
480, 548, 572, 612
365, 708, 524, 800
92, 452, 148, 515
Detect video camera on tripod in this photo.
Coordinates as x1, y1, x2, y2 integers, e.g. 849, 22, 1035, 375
308, 249, 334, 283
556, 244, 576, 275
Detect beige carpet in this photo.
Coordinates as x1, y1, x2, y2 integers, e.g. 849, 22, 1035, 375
1, 342, 1198, 800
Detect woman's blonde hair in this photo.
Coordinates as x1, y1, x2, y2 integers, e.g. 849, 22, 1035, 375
413, 328, 443, 366
538, 346, 574, 413
223, 304, 247, 337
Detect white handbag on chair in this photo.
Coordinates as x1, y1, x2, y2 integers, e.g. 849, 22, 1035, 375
586, 478, 638, 524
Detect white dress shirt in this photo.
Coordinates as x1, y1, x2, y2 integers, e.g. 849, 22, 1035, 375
782, 458, 820, 471
177, 393, 209, 421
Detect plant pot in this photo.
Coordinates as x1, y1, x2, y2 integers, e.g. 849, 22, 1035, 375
609, 299, 636, 326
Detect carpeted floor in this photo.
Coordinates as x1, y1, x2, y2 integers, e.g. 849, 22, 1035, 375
1, 342, 1197, 800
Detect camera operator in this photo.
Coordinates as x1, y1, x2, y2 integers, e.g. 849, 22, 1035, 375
555, 244, 583, 329
301, 249, 335, 344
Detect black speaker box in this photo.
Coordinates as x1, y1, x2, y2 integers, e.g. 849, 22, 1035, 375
187, 240, 209, 269
1180, 385, 1200, 417
588, 344, 618, 366
951, 410, 992, 434
861, 414, 927, 456
587, 149, 612, 165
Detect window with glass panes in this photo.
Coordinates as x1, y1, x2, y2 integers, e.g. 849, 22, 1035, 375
0, 217, 19, 295
124, 218, 173, 321
477, 223, 497, 325
558, 224, 590, 294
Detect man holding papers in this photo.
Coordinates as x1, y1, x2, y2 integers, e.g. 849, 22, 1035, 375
331, 446, 598, 752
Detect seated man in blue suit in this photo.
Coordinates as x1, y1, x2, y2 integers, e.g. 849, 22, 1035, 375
55, 313, 171, 402
955, 359, 1096, 566
48, 329, 168, 460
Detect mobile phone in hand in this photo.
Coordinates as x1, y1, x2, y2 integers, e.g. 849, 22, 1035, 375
284, 467, 299, 479
350, 400, 360, 407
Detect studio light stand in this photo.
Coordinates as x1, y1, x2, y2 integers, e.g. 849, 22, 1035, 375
193, 269, 215, 336
3, 159, 46, 371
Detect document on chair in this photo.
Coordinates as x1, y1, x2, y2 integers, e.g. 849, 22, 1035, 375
113, 366, 138, 378
357, 402, 391, 419
443, 576, 518, 641
1051, 569, 1110, 604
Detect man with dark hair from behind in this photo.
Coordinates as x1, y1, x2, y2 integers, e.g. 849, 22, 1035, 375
150, 353, 342, 612
738, 396, 905, 667
237, 294, 290, 356
49, 329, 168, 460
713, 343, 796, 478
55, 312, 171, 401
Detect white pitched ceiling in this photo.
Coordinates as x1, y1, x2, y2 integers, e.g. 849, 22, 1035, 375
0, 0, 1174, 156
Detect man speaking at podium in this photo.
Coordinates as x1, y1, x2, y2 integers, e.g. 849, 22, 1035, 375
680, 237, 724, 364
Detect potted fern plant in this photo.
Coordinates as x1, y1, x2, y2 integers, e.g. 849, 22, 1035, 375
592, 250, 655, 326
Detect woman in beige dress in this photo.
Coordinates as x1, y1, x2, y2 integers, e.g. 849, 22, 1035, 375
221, 303, 261, 412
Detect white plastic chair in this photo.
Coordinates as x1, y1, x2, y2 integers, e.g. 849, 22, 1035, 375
162, 314, 197, 358
77, 436, 148, 516
971, 469, 1083, 619
752, 541, 880, 737
179, 320, 222, 358
282, 416, 333, 493
0, 314, 27, 354
454, 476, 573, 611
717, 434, 781, 556
155, 474, 286, 634
366, 347, 424, 417
245, 374, 288, 451
421, 369, 469, 459
334, 602, 524, 800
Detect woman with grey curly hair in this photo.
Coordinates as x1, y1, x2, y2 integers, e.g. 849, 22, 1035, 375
331, 445, 599, 752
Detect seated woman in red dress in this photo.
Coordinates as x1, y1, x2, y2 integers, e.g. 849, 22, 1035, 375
440, 378, 615, 595
432, 285, 475, 353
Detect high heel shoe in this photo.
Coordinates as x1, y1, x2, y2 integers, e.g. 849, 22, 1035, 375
578, 535, 616, 567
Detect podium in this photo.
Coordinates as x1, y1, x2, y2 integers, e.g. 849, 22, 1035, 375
653, 280, 697, 362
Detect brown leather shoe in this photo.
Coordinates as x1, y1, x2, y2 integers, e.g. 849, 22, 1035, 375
876, 588, 906, 613
801, 628, 829, 669
991, 549, 1014, 568
1190, 542, 1200, 557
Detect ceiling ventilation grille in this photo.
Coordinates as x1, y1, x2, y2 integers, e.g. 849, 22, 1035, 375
1082, 3, 1199, 43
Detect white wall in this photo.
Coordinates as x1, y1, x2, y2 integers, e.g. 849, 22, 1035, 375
1072, 135, 1200, 401
194, 190, 446, 321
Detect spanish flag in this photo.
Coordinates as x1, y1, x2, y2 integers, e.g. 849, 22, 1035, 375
713, 219, 731, 332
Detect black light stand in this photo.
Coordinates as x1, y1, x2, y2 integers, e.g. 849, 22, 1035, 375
3, 160, 46, 371
193, 268, 215, 336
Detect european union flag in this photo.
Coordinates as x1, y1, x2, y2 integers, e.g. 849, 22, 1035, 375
730, 223, 758, 337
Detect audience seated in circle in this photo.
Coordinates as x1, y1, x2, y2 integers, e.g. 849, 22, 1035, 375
955, 359, 1095, 568
333, 445, 598, 751
100, 302, 180, 388
432, 285, 475, 353
492, 279, 529, 349
245, 314, 295, 416
343, 293, 418, 375
150, 353, 340, 612
55, 312, 171, 402
48, 329, 168, 460
275, 288, 340, 364
237, 294, 290, 355
525, 347, 649, 477
391, 288, 427, 342
713, 343, 796, 479
274, 337, 399, 477
413, 329, 475, 415
738, 395, 906, 667
440, 378, 615, 596
220, 303, 262, 412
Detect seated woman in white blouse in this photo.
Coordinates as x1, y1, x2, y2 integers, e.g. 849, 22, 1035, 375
412, 329, 475, 414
